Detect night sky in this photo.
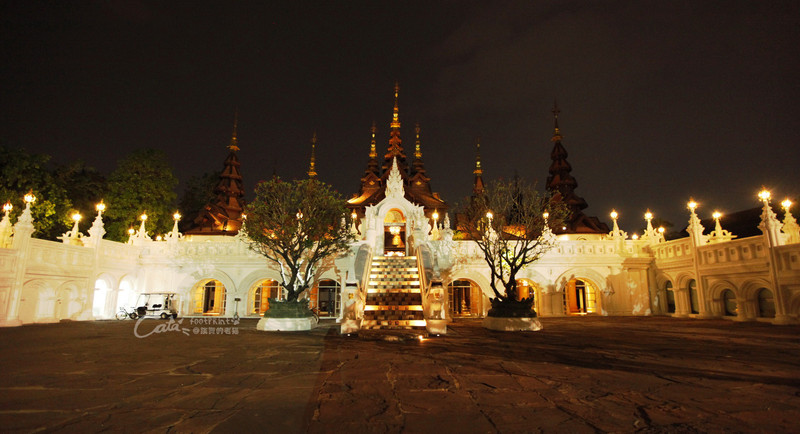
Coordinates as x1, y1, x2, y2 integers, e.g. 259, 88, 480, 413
2, 1, 798, 233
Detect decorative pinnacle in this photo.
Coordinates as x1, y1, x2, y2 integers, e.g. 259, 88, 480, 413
228, 110, 240, 151
307, 132, 318, 178
415, 123, 422, 159
391, 82, 401, 129
369, 122, 377, 158
551, 100, 562, 142
474, 137, 483, 175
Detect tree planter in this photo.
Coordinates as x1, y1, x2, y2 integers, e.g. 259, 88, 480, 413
482, 298, 543, 332
256, 299, 315, 332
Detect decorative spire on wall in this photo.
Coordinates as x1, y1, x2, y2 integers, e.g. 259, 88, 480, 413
473, 137, 485, 196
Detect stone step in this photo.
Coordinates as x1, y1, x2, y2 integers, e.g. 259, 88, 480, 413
361, 319, 426, 329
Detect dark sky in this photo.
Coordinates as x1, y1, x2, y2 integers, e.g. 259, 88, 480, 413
2, 1, 799, 233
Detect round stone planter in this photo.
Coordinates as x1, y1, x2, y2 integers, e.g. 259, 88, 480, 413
256, 317, 315, 331
482, 316, 542, 332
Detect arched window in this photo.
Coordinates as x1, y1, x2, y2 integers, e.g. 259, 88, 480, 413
688, 279, 699, 314
757, 288, 775, 318
252, 280, 282, 314
664, 281, 676, 314
316, 279, 341, 318
722, 289, 736, 316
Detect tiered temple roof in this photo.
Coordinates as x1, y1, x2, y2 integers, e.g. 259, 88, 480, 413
545, 103, 609, 234
348, 84, 447, 216
185, 115, 245, 236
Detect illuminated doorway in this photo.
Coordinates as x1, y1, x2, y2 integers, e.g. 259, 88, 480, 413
316, 279, 341, 318
193, 279, 227, 315
447, 279, 483, 317
565, 278, 597, 314
516, 279, 539, 314
383, 209, 406, 256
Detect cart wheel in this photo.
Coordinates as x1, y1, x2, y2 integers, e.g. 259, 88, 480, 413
116, 311, 127, 320
160, 313, 168, 319
172, 313, 178, 319
129, 313, 138, 320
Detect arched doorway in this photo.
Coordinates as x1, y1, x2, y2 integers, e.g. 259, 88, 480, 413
250, 279, 282, 315
721, 289, 737, 316
383, 209, 406, 256
516, 279, 540, 314
688, 279, 700, 314
447, 279, 482, 317
757, 288, 775, 318
92, 278, 112, 319
565, 278, 597, 315
316, 279, 341, 318
193, 279, 227, 315
664, 281, 676, 314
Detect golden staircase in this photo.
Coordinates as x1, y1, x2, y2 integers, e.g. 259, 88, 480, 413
361, 256, 426, 330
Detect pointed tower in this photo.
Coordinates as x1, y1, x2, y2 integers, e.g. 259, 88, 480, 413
347, 83, 447, 216
186, 114, 246, 236
307, 132, 318, 179
408, 123, 433, 197
545, 102, 608, 234
472, 137, 485, 196
381, 82, 409, 180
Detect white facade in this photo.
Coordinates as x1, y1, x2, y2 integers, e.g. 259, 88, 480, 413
1, 193, 799, 327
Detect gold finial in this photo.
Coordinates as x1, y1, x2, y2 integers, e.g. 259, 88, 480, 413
307, 132, 318, 178
391, 82, 401, 129
415, 123, 422, 159
228, 110, 240, 151
474, 137, 483, 175
551, 100, 562, 142
369, 122, 377, 158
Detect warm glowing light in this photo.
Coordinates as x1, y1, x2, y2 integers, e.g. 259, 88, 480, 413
781, 199, 792, 210
128, 228, 135, 235
296, 210, 303, 220
156, 235, 163, 241
658, 227, 665, 234
632, 233, 639, 240
24, 192, 36, 204
543, 211, 549, 219
3, 202, 12, 213
242, 213, 247, 220
351, 211, 357, 221
645, 210, 653, 220
389, 226, 401, 235
486, 211, 493, 220
712, 211, 722, 220
140, 213, 148, 221
610, 210, 618, 219
418, 335, 425, 342
432, 210, 439, 221
96, 201, 105, 213
72, 212, 81, 222
687, 200, 697, 211
173, 212, 181, 221
758, 189, 771, 202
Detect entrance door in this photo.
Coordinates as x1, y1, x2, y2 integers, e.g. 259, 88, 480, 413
317, 279, 340, 318
383, 209, 406, 256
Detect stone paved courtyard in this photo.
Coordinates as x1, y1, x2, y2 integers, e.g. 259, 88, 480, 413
1, 316, 799, 433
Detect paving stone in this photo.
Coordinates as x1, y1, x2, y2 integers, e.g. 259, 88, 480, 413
1, 317, 799, 432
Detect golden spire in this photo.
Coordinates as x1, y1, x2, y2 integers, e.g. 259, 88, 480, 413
228, 110, 240, 151
474, 137, 483, 175
307, 132, 318, 179
551, 100, 562, 142
369, 121, 377, 158
414, 122, 422, 159
391, 81, 401, 129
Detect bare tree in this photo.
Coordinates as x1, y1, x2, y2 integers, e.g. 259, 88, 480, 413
458, 178, 567, 316
243, 178, 356, 304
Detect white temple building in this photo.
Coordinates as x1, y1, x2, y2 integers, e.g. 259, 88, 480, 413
1, 88, 799, 329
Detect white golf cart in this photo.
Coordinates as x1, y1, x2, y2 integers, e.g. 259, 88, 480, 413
134, 292, 179, 319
